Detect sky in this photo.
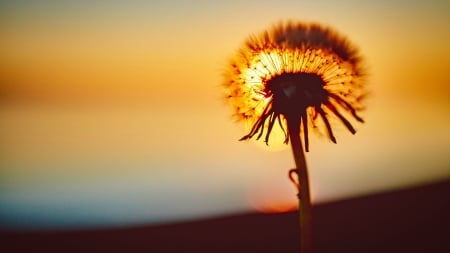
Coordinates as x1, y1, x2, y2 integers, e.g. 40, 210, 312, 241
0, 0, 449, 229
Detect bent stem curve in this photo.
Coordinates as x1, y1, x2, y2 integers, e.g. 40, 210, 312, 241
287, 118, 312, 253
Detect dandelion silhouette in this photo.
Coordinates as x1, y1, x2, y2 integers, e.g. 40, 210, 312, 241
223, 21, 366, 253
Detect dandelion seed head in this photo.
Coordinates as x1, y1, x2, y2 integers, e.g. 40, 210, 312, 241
223, 21, 367, 150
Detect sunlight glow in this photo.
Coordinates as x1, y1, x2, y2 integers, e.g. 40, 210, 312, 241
1, 1, 449, 229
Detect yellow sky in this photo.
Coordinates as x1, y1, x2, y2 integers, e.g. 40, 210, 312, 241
0, 0, 449, 228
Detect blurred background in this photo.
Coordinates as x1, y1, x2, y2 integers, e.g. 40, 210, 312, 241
1, 0, 449, 230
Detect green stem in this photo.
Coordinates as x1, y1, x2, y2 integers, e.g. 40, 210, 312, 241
288, 119, 312, 253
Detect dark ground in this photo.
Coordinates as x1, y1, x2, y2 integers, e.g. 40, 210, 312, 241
1, 180, 449, 253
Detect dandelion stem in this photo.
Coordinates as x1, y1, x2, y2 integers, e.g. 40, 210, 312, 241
287, 118, 312, 253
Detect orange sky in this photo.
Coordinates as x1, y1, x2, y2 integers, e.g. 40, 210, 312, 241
0, 0, 449, 228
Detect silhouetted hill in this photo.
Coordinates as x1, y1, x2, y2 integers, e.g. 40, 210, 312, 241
1, 180, 449, 253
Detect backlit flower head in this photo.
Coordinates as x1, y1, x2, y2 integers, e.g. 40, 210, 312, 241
223, 21, 366, 151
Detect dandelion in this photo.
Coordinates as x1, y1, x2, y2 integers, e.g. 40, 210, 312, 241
223, 21, 366, 253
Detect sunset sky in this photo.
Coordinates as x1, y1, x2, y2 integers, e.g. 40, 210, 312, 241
1, 0, 449, 229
